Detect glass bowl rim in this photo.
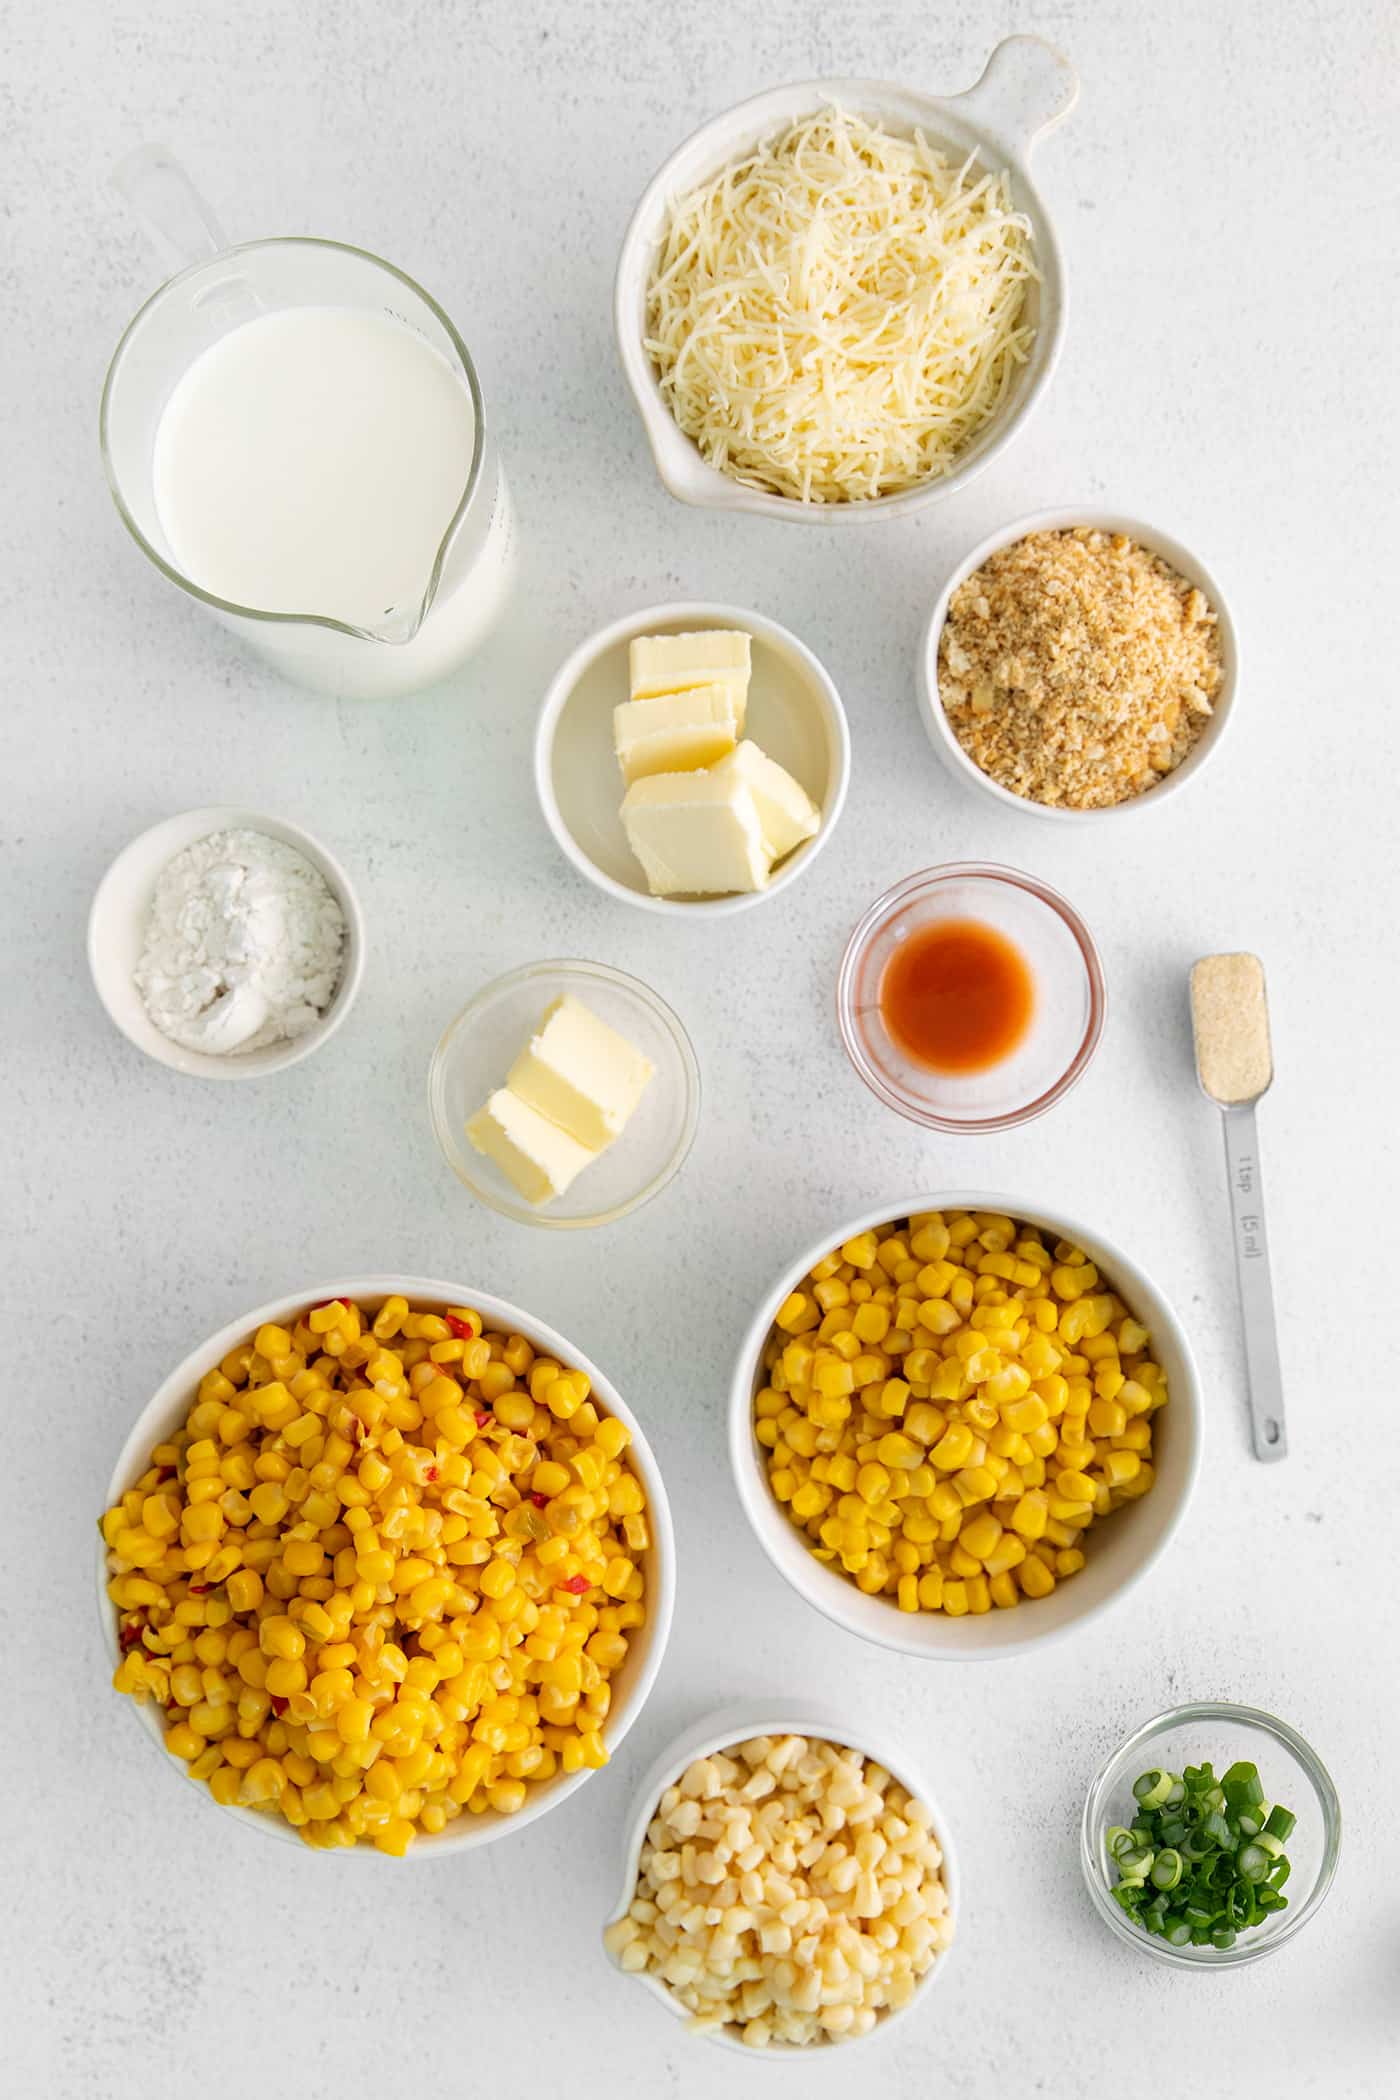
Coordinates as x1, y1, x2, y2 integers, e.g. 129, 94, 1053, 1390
835, 861, 1106, 1132
427, 957, 701, 1229
1079, 1699, 1342, 1969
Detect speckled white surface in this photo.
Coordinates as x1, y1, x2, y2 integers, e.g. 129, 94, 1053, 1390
4, 3, 1398, 2094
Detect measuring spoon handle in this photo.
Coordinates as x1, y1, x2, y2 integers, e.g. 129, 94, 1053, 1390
1222, 1103, 1287, 1461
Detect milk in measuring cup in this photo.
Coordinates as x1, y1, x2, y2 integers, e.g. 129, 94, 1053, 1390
150, 306, 514, 695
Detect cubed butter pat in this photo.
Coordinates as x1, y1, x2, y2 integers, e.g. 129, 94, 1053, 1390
466, 1089, 597, 1205
612, 684, 739, 784
507, 995, 653, 1151
713, 741, 821, 862
621, 767, 770, 897
628, 629, 751, 731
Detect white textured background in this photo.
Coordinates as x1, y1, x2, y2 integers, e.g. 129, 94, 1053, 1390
4, 2, 1398, 2094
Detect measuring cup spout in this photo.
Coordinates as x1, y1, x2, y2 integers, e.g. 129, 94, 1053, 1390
365, 599, 433, 647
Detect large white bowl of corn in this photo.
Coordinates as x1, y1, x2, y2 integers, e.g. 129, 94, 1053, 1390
98, 1279, 675, 1854
729, 1197, 1200, 1659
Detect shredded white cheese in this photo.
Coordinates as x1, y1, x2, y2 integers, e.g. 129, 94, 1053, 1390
645, 109, 1039, 504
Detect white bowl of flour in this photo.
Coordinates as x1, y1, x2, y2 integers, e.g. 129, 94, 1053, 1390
88, 806, 365, 1080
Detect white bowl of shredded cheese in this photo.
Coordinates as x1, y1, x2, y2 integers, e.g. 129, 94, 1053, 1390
87, 805, 366, 1080
615, 36, 1076, 519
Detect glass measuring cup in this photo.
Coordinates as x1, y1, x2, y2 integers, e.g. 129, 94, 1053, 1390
100, 148, 515, 698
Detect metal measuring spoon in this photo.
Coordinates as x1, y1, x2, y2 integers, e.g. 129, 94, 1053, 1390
1189, 954, 1286, 1461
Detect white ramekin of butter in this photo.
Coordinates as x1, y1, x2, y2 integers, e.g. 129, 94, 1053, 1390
534, 602, 849, 915
429, 960, 700, 1227
615, 37, 1076, 521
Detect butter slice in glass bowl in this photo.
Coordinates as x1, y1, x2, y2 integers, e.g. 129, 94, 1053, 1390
431, 960, 699, 1230
507, 995, 655, 1151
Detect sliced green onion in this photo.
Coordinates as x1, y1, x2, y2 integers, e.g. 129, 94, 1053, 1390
1150, 1848, 1183, 1890
1107, 1757, 1297, 1953
1133, 1768, 1174, 1810
1222, 1760, 1264, 1810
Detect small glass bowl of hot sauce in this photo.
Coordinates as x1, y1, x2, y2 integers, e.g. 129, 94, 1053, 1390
836, 864, 1105, 1131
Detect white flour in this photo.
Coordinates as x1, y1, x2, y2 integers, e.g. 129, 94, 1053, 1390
135, 829, 346, 1055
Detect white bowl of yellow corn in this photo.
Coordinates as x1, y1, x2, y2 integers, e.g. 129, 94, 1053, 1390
98, 1277, 676, 1855
728, 1196, 1200, 1660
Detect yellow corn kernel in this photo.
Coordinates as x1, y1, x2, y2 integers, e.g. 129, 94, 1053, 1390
811, 1356, 855, 1399
852, 1302, 891, 1344
479, 1558, 516, 1600
958, 1512, 1002, 1562
258, 1616, 305, 1661
373, 1818, 414, 1857
855, 1462, 891, 1506
1010, 1491, 1048, 1540
1001, 1394, 1048, 1434
264, 1657, 308, 1699
1019, 1556, 1056, 1599
929, 1424, 974, 1472
775, 1292, 817, 1334
984, 1363, 1031, 1406
874, 1432, 920, 1471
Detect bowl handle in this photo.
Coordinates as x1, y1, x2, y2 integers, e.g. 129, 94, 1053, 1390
946, 35, 1078, 162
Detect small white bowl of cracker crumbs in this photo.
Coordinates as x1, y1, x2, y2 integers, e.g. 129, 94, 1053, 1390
917, 510, 1239, 820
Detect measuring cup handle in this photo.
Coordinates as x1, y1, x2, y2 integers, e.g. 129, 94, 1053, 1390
946, 35, 1079, 162
111, 145, 228, 273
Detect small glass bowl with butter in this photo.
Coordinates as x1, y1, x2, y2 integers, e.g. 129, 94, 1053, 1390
429, 960, 700, 1228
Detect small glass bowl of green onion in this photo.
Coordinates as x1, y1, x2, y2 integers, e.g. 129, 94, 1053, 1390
1080, 1703, 1341, 1967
